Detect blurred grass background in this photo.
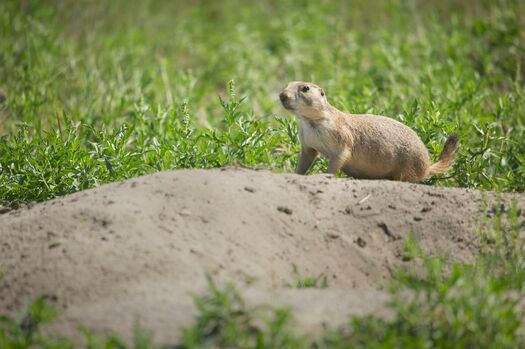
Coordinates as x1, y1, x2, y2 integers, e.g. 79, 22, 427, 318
0, 0, 524, 204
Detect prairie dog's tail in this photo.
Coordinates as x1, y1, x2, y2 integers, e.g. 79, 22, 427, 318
428, 134, 459, 176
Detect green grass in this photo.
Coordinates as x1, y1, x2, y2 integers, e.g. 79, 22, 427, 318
289, 264, 329, 288
2, 204, 524, 348
1, 0, 524, 206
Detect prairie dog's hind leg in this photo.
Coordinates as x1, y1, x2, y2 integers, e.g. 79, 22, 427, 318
342, 167, 357, 178
327, 151, 350, 175
296, 147, 319, 175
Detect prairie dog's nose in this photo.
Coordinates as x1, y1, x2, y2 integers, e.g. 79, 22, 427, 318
279, 91, 290, 103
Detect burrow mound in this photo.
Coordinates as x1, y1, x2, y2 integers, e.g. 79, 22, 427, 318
1, 168, 522, 343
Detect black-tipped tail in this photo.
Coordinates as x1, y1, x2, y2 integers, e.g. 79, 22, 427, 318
428, 133, 459, 176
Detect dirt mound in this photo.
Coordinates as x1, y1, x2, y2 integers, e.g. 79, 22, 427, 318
1, 168, 522, 344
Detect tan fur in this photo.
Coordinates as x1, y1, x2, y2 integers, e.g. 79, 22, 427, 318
427, 134, 459, 176
279, 81, 459, 181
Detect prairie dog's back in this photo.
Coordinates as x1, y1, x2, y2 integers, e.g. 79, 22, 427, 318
349, 114, 428, 156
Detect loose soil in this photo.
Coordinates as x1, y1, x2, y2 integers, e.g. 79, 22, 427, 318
1, 168, 523, 344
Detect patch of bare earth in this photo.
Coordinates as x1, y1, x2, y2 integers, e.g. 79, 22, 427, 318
1, 168, 523, 344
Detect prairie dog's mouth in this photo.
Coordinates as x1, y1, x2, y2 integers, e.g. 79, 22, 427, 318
281, 101, 294, 110
279, 92, 294, 110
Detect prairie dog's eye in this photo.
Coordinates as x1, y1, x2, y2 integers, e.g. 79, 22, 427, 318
320, 89, 325, 96
300, 85, 310, 93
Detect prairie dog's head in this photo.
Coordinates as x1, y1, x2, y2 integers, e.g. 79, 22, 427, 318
279, 81, 329, 120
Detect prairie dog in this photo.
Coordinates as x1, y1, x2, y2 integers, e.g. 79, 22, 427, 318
279, 81, 459, 181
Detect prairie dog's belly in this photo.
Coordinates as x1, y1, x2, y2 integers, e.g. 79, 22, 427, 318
344, 156, 394, 179
351, 137, 399, 169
